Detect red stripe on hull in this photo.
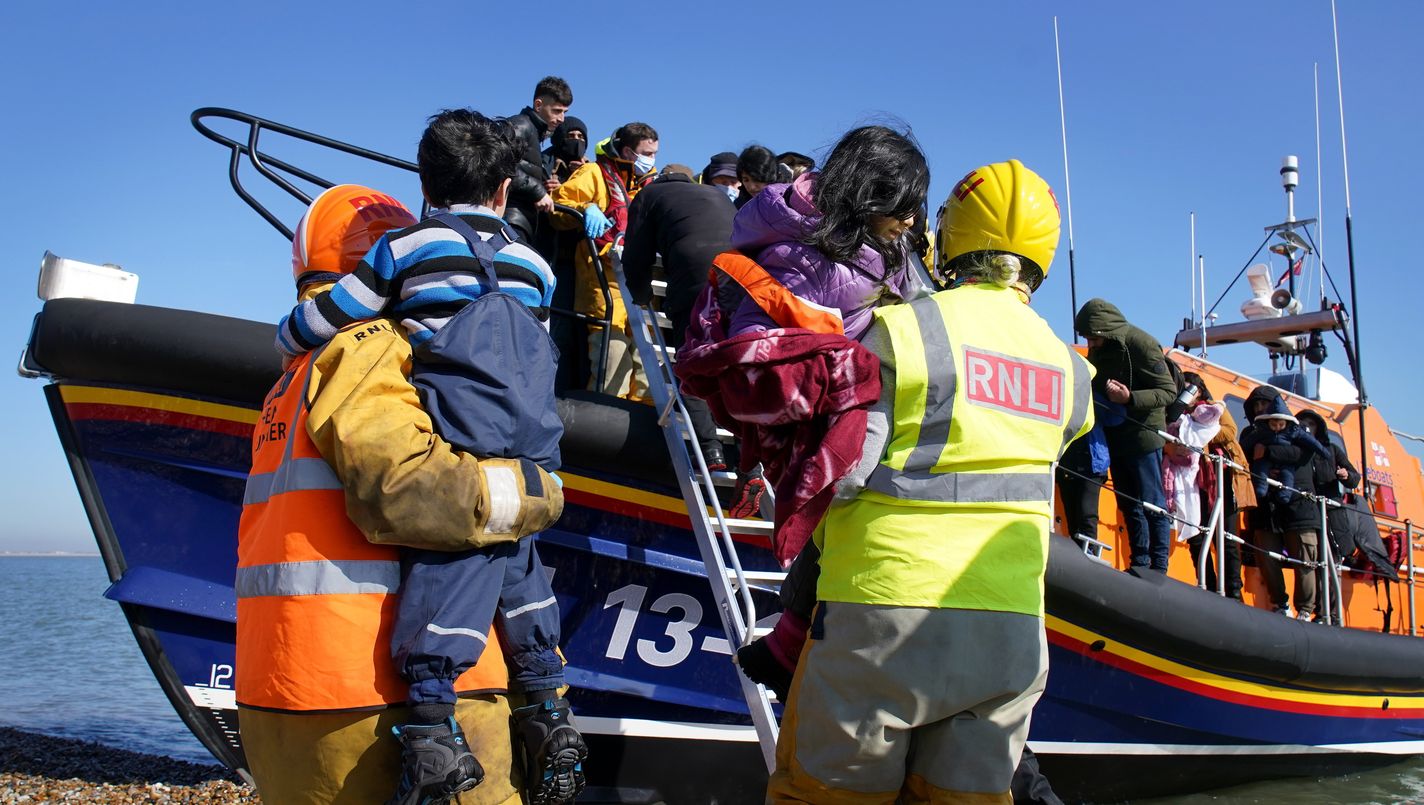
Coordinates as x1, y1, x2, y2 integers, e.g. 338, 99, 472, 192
1047, 627, 1424, 719
65, 402, 254, 439
563, 487, 772, 550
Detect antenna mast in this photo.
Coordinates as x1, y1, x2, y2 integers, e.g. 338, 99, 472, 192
1054, 16, 1080, 340
1332, 0, 1370, 489
1189, 212, 1197, 330
1314, 62, 1325, 305
1198, 254, 1207, 356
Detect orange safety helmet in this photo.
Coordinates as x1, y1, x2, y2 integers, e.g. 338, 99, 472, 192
291, 185, 417, 287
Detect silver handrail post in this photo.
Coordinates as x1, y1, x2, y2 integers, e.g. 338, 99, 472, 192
1408, 520, 1417, 636
1215, 451, 1227, 596
1319, 495, 1334, 626
1195, 504, 1213, 590
1195, 483, 1221, 592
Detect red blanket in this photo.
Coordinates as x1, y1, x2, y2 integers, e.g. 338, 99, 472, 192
675, 328, 880, 565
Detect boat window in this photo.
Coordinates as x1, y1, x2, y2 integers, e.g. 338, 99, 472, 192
1223, 395, 1248, 434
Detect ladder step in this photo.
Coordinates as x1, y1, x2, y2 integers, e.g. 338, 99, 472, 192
696, 470, 738, 486
651, 279, 667, 297
680, 428, 737, 444
654, 311, 672, 329
719, 517, 773, 536
730, 570, 788, 585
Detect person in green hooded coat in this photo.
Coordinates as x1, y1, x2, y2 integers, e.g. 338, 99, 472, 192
1075, 298, 1178, 571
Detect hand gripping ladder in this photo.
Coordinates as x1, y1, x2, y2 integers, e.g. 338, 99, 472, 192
613, 261, 782, 773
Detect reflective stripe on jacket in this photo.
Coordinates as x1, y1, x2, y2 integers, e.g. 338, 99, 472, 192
818, 284, 1095, 615
236, 348, 507, 713
711, 251, 845, 335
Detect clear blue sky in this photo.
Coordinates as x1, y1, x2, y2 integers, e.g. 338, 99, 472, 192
3, 1, 1420, 552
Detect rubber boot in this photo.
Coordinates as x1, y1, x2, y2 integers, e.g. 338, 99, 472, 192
512, 697, 587, 805
387, 717, 483, 805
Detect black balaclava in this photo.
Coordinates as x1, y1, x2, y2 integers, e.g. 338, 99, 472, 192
550, 116, 589, 162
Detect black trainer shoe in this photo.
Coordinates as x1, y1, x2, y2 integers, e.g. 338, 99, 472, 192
729, 465, 766, 519
387, 717, 484, 805
703, 442, 727, 473
735, 637, 792, 701
512, 697, 587, 805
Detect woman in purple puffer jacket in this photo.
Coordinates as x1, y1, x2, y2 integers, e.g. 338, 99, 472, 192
725, 124, 931, 342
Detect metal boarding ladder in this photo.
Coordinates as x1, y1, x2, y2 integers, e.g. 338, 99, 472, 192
613, 261, 782, 773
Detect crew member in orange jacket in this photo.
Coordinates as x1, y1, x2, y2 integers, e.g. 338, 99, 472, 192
236, 185, 555, 805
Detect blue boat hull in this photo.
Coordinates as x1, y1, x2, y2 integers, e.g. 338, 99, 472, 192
27, 298, 1424, 801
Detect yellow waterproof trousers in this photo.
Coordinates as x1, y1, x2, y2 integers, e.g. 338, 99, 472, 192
240, 694, 521, 805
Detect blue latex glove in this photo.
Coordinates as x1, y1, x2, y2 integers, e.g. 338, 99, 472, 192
584, 204, 613, 239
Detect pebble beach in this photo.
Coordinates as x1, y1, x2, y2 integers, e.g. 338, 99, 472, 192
0, 728, 256, 804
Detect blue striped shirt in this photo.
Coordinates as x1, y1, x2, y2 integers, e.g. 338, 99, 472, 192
276, 205, 556, 358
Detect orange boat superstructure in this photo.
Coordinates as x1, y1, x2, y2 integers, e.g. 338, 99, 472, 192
1067, 347, 1423, 635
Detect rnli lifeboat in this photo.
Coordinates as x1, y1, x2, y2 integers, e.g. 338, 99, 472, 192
19, 108, 1424, 802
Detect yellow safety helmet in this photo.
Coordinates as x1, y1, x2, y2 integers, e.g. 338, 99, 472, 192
936, 159, 1060, 289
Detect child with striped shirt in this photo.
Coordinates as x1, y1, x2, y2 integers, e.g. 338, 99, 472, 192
275, 109, 585, 805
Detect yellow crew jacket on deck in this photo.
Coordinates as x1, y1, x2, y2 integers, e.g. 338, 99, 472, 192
236, 318, 509, 713
817, 283, 1095, 616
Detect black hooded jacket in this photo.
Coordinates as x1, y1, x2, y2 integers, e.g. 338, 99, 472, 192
1240, 386, 1352, 532
504, 106, 553, 239
622, 171, 736, 317
1291, 409, 1362, 535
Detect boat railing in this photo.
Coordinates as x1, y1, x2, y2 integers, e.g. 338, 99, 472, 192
191, 107, 415, 240
188, 107, 616, 392
1067, 402, 1355, 622
1056, 459, 1353, 626
613, 260, 781, 771
1060, 398, 1424, 632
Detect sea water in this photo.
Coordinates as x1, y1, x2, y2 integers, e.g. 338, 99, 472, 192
3, 555, 1424, 801
0, 555, 211, 764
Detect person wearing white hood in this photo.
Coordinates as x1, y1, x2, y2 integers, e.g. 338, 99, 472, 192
1163, 396, 1224, 544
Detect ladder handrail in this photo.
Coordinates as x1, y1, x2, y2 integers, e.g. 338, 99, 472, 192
612, 260, 781, 772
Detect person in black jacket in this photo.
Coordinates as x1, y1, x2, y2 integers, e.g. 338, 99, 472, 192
1240, 385, 1335, 619
1298, 409, 1363, 620
623, 163, 735, 466
504, 76, 573, 258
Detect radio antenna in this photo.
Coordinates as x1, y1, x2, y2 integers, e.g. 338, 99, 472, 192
1313, 62, 1325, 304
1189, 212, 1197, 328
1054, 16, 1080, 340
1332, 0, 1370, 493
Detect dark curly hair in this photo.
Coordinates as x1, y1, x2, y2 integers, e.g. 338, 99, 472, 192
417, 108, 519, 208
806, 125, 929, 270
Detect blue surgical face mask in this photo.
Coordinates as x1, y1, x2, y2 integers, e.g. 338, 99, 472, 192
633, 153, 656, 175
724, 185, 739, 202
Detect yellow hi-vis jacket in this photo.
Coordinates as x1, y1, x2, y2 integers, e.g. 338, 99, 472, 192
818, 283, 1094, 616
